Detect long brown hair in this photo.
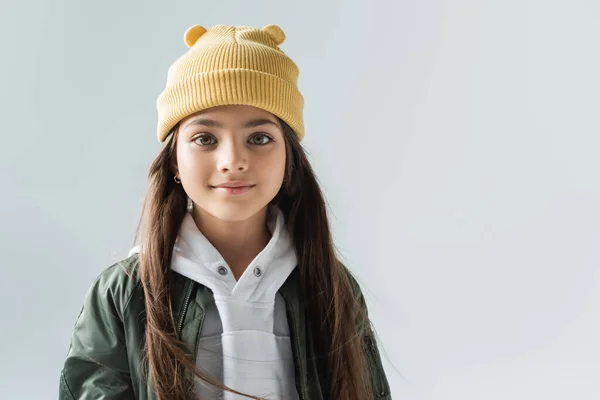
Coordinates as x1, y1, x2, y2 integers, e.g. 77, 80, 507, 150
134, 119, 373, 399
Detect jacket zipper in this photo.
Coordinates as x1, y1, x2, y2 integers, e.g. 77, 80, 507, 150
193, 297, 210, 358
177, 280, 194, 338
282, 293, 308, 400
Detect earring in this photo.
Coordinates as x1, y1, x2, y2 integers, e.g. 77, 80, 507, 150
174, 174, 181, 184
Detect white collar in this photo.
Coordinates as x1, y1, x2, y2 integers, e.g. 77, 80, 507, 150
170, 206, 298, 301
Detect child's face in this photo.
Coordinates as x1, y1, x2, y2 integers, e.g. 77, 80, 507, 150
175, 104, 286, 222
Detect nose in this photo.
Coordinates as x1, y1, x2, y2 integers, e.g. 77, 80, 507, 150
216, 138, 248, 173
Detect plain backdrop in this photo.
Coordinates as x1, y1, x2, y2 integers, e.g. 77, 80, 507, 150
1, 0, 599, 399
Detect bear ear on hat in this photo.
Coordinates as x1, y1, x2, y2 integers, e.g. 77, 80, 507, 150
262, 24, 286, 46
184, 25, 207, 48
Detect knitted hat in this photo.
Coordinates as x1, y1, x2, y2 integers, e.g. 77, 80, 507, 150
156, 24, 305, 143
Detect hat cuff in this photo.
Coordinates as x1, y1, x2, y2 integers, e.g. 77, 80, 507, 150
156, 68, 304, 143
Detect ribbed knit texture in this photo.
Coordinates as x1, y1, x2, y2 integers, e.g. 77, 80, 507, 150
156, 24, 304, 143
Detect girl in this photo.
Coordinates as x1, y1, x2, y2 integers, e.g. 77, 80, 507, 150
59, 23, 391, 400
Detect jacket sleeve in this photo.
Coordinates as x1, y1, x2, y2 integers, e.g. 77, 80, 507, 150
348, 272, 393, 399
59, 265, 135, 399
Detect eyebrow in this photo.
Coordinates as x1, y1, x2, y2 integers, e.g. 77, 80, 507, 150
183, 118, 279, 130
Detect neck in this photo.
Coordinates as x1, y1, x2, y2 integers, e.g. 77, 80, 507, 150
191, 206, 272, 280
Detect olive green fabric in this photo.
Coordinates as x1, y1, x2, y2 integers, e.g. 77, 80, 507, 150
59, 254, 391, 399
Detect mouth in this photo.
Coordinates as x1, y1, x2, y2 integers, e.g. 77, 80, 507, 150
210, 183, 255, 195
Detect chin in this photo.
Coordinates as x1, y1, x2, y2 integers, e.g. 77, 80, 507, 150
198, 202, 267, 222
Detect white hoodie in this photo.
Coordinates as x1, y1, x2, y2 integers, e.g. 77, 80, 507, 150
132, 206, 299, 399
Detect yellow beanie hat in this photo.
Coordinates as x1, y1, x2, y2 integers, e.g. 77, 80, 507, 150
156, 24, 305, 143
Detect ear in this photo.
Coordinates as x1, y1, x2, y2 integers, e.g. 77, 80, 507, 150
170, 156, 179, 176
184, 25, 207, 48
168, 134, 179, 175
261, 24, 286, 46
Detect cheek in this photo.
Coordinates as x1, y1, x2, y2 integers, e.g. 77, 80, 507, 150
259, 149, 286, 184
177, 147, 212, 185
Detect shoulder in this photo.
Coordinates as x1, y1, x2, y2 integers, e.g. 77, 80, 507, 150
345, 267, 362, 293
84, 253, 142, 316
341, 264, 376, 336
342, 264, 368, 308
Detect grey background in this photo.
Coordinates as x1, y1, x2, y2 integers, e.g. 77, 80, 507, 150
1, 0, 599, 398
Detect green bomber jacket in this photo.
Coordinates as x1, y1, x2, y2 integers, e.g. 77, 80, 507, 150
58, 254, 391, 399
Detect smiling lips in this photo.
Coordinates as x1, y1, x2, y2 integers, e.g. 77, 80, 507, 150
211, 181, 255, 195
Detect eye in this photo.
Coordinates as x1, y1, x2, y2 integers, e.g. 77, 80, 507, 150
249, 133, 273, 145
193, 134, 217, 146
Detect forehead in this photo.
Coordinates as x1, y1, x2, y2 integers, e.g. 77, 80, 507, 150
179, 105, 279, 129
